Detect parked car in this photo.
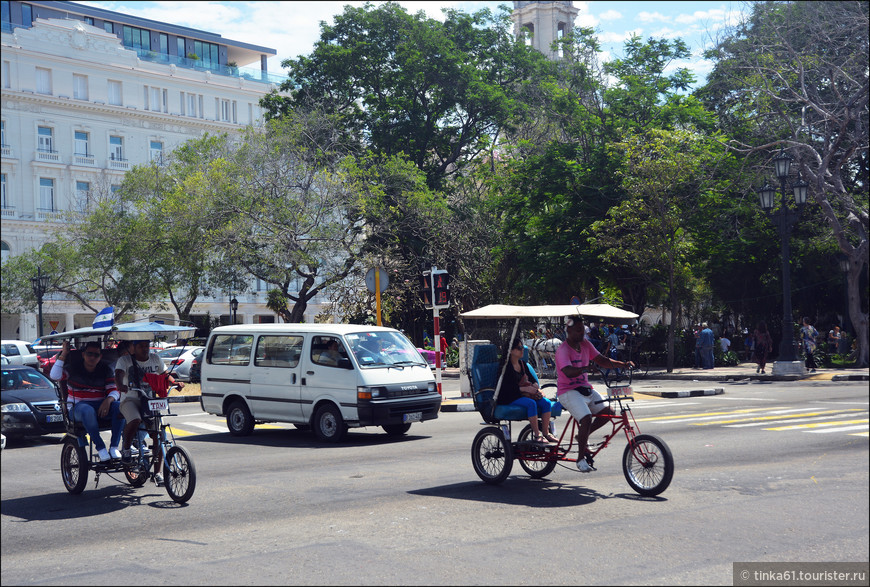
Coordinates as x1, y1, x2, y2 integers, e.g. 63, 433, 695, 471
1, 365, 65, 439
36, 348, 63, 377
188, 352, 203, 384
157, 346, 204, 382
1, 340, 40, 368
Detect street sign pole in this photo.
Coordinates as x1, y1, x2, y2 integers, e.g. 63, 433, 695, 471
434, 307, 442, 396
375, 269, 382, 326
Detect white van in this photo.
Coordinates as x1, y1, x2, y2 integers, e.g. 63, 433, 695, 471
200, 324, 441, 442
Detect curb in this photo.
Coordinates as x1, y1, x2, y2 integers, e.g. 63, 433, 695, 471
440, 401, 476, 413
168, 395, 201, 404
831, 374, 870, 381
635, 387, 724, 398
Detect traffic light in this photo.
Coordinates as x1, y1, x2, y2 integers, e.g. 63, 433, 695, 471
419, 272, 433, 307
432, 269, 450, 308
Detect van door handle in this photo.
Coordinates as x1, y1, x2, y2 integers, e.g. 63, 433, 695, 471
292, 373, 297, 384
306, 370, 314, 375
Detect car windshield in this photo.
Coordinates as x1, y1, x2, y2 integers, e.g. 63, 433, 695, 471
1, 367, 55, 391
345, 331, 427, 368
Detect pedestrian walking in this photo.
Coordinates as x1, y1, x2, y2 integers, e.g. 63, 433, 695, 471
753, 321, 773, 374
699, 323, 715, 369
801, 317, 819, 373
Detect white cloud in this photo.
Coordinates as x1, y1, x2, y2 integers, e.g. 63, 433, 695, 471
637, 11, 671, 24
598, 9, 623, 22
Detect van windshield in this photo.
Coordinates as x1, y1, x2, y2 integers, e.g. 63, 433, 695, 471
345, 331, 427, 368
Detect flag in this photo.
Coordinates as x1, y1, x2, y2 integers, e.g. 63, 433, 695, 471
93, 306, 114, 328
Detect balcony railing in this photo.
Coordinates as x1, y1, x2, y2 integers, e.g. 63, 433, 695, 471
73, 153, 95, 166
1, 206, 15, 218
108, 157, 130, 171
132, 48, 288, 86
35, 149, 61, 163
37, 208, 65, 222
1, 145, 12, 158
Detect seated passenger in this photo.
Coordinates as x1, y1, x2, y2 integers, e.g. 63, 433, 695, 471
115, 340, 184, 486
319, 339, 342, 367
50, 340, 123, 462
496, 337, 559, 444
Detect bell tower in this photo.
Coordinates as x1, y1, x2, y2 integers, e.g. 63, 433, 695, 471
511, 1, 579, 59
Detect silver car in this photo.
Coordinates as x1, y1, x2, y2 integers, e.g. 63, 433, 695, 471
1, 340, 39, 368
156, 346, 204, 382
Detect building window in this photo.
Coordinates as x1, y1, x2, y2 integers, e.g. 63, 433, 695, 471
108, 80, 122, 105
39, 177, 55, 211
192, 40, 220, 68
36, 67, 51, 95
176, 36, 185, 57
0, 240, 9, 263
187, 93, 197, 118
1, 120, 6, 146
1, 1, 10, 24
75, 180, 90, 209
198, 95, 204, 119
84, 16, 93, 26
150, 140, 163, 163
1, 173, 8, 209
103, 21, 113, 34
21, 3, 32, 26
109, 135, 124, 160
74, 130, 89, 155
73, 74, 88, 100
149, 86, 160, 112
159, 33, 169, 54
37, 126, 53, 152
221, 99, 231, 122
122, 25, 151, 51
2, 60, 9, 89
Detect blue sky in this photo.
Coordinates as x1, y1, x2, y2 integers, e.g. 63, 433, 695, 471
80, 1, 747, 86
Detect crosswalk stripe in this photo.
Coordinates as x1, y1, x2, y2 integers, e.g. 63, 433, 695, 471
636, 406, 791, 422
764, 419, 869, 431
807, 424, 869, 434
724, 414, 860, 427
690, 409, 866, 426
181, 421, 228, 433
849, 432, 869, 437
166, 426, 195, 437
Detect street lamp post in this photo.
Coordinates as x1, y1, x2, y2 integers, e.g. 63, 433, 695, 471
30, 266, 51, 339
230, 297, 238, 325
757, 148, 808, 374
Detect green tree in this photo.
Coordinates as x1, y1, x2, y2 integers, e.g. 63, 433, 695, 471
701, 0, 869, 366
262, 2, 548, 190
589, 129, 731, 371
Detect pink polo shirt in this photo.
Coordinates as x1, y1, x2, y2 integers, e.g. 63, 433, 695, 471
555, 338, 600, 395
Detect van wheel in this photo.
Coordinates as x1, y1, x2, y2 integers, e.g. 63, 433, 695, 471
226, 400, 255, 436
313, 404, 347, 443
383, 423, 412, 436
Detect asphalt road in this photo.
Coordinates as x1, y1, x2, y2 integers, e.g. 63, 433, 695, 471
2, 379, 867, 585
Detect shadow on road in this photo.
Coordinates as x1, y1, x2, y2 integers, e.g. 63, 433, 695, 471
179, 427, 432, 449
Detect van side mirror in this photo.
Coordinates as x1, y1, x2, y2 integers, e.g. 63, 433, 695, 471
338, 358, 353, 370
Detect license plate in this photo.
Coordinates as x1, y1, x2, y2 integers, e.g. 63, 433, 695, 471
403, 411, 422, 423
46, 414, 64, 423
148, 398, 169, 412
611, 386, 632, 397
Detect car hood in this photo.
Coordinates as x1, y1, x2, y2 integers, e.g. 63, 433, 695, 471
1, 386, 59, 405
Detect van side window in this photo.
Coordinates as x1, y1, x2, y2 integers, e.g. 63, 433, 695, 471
311, 336, 348, 368
207, 334, 253, 366
255, 335, 303, 368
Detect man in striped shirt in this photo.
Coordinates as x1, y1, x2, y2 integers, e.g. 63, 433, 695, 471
51, 340, 123, 462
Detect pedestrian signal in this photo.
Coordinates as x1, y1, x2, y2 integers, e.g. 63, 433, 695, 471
432, 269, 450, 308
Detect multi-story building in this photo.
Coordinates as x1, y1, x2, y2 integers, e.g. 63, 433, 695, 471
511, 1, 578, 59
0, 1, 323, 339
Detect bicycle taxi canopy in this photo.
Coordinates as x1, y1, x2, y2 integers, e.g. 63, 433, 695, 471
39, 321, 197, 343
459, 303, 639, 423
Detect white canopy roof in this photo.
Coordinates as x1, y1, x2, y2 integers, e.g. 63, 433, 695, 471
459, 303, 639, 321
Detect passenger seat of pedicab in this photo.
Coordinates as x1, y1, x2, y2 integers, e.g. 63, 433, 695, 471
470, 343, 560, 422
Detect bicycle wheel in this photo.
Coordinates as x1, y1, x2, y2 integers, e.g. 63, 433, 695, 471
60, 438, 88, 494
516, 425, 558, 479
163, 445, 196, 503
124, 455, 149, 488
471, 427, 513, 484
622, 433, 674, 497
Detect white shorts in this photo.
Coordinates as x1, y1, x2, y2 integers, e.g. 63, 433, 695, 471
558, 387, 606, 420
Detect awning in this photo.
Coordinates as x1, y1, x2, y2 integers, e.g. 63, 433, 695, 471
39, 321, 196, 342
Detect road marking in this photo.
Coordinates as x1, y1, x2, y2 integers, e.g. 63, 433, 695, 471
166, 426, 195, 437
764, 419, 869, 431
724, 414, 863, 427
806, 423, 869, 434
633, 401, 700, 409
181, 421, 228, 433
849, 432, 869, 437
690, 409, 866, 426
717, 397, 777, 401
636, 406, 791, 422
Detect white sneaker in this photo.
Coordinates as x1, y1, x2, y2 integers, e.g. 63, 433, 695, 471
97, 448, 111, 462
577, 457, 592, 472
109, 446, 122, 460
154, 473, 164, 486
